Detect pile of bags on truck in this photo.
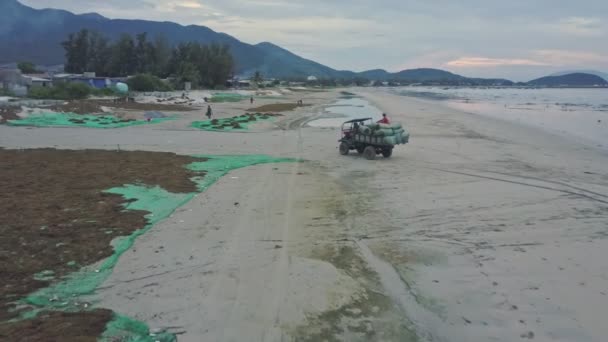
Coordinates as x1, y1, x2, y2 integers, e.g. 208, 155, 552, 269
357, 122, 409, 145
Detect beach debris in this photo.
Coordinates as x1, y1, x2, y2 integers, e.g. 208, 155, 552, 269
33, 270, 56, 281
144, 111, 168, 119
520, 331, 535, 339
0, 107, 20, 124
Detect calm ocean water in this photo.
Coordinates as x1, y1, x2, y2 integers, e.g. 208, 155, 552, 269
392, 87, 608, 149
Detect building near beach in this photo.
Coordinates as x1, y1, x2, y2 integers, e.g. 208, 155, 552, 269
52, 72, 124, 89
24, 75, 52, 88
0, 68, 28, 96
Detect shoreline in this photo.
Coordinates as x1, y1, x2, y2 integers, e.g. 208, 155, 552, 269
363, 88, 608, 155
383, 87, 608, 151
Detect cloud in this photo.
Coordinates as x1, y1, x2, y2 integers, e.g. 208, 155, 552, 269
557, 17, 603, 36
445, 57, 548, 68
155, 1, 210, 12
533, 49, 607, 66
204, 16, 386, 49
444, 50, 608, 69
175, 1, 203, 9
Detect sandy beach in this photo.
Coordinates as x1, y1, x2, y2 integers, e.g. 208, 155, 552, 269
2, 88, 608, 341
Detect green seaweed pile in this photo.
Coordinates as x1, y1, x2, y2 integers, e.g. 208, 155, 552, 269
8, 112, 172, 129
209, 93, 248, 103
191, 112, 281, 131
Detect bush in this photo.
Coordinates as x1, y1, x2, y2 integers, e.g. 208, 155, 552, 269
92, 87, 118, 97
18, 61, 38, 74
127, 74, 172, 92
0, 88, 15, 97
67, 82, 93, 99
29, 82, 92, 100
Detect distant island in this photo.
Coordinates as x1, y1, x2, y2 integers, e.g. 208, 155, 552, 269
527, 73, 608, 87
1, 0, 607, 88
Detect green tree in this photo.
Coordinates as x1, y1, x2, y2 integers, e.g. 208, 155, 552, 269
176, 62, 200, 88
252, 71, 263, 85
165, 42, 233, 89
134, 33, 157, 74
107, 34, 136, 76
127, 74, 172, 92
60, 30, 234, 88
62, 33, 77, 73
87, 31, 111, 76
62, 29, 91, 73
17, 61, 37, 74
200, 43, 233, 88
152, 34, 171, 76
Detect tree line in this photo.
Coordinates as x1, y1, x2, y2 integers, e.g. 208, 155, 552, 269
62, 29, 234, 89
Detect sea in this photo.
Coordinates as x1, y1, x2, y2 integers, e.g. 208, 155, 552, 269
391, 87, 608, 149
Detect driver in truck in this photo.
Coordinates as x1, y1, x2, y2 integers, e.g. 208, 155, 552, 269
378, 113, 390, 124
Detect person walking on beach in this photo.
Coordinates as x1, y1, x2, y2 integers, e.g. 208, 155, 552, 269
206, 105, 213, 120
250, 96, 254, 104
377, 113, 390, 124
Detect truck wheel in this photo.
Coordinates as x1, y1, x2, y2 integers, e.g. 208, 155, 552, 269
382, 148, 393, 158
363, 146, 376, 160
339, 142, 349, 155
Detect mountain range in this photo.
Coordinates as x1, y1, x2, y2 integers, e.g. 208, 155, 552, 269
1, 0, 606, 87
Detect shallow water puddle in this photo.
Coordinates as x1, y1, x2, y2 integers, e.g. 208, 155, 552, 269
308, 97, 383, 127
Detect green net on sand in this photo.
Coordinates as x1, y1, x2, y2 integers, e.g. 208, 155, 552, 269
19, 155, 297, 341
101, 314, 177, 342
8, 112, 173, 129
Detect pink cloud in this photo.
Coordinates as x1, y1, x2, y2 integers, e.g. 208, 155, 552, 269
445, 57, 548, 67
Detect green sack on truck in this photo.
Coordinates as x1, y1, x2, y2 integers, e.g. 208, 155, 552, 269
402, 129, 410, 143
383, 136, 398, 145
373, 127, 405, 137
372, 128, 394, 136
378, 123, 402, 130
359, 126, 372, 135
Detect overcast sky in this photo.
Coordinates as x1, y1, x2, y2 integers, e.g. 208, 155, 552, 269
21, 0, 608, 81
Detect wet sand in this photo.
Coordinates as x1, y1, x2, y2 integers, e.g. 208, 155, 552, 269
1, 88, 608, 341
